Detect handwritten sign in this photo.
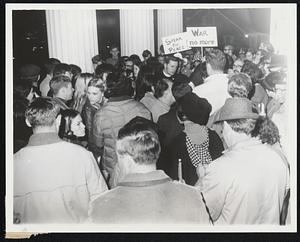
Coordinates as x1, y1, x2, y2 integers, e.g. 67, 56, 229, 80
186, 27, 218, 47
162, 32, 191, 55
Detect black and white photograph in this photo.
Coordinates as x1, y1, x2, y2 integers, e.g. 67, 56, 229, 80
5, 3, 297, 236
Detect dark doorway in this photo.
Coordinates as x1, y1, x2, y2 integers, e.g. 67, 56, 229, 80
96, 10, 120, 60
12, 10, 49, 69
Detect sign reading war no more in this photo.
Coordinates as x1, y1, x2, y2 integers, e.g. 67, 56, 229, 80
186, 27, 218, 47
162, 32, 191, 55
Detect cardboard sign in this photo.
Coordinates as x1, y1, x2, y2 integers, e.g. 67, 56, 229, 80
186, 27, 218, 47
162, 32, 191, 55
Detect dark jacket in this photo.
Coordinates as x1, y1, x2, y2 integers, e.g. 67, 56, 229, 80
81, 99, 100, 140
53, 97, 70, 110
157, 128, 224, 186
157, 107, 184, 148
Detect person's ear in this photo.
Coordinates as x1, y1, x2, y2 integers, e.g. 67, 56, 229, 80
55, 114, 61, 131
25, 118, 31, 128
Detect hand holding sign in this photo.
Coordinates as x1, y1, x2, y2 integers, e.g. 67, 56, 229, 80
187, 27, 218, 47
162, 32, 191, 55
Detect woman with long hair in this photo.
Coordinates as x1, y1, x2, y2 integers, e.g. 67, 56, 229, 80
58, 109, 87, 147
72, 73, 93, 113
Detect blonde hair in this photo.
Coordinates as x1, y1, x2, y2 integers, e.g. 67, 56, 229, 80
72, 73, 93, 112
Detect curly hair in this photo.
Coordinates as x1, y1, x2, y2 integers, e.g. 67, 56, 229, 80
228, 73, 253, 98
241, 60, 264, 84
251, 117, 280, 145
226, 118, 257, 135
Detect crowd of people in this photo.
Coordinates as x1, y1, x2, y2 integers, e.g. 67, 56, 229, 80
13, 41, 290, 225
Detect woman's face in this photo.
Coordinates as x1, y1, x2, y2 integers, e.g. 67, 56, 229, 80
71, 115, 85, 137
246, 51, 254, 62
87, 86, 103, 105
254, 51, 263, 64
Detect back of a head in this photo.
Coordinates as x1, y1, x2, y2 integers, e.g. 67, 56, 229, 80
53, 63, 71, 77
105, 72, 133, 98
241, 61, 264, 84
153, 78, 171, 99
95, 63, 114, 78
172, 74, 192, 101
262, 71, 286, 92
142, 50, 152, 58
69, 64, 82, 77
25, 97, 60, 129
129, 54, 142, 67
44, 58, 61, 75
205, 49, 226, 72
19, 64, 41, 82
50, 75, 72, 96
135, 65, 157, 100
117, 117, 160, 165
92, 54, 104, 64
189, 62, 206, 86
228, 73, 253, 98
224, 53, 234, 73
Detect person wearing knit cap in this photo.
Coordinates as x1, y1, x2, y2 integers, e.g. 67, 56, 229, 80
157, 89, 224, 186
196, 97, 290, 225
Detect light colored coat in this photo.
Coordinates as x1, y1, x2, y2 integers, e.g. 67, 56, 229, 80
197, 137, 290, 224
89, 170, 211, 224
14, 133, 108, 223
91, 97, 151, 176
140, 92, 170, 123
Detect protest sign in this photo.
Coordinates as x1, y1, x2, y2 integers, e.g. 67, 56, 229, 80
162, 32, 191, 55
186, 27, 218, 47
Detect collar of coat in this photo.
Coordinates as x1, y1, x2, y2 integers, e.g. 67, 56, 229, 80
27, 132, 62, 146
108, 95, 132, 102
117, 170, 172, 187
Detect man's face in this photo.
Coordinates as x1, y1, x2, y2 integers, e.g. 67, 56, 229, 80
125, 60, 134, 71
63, 82, 74, 101
224, 46, 233, 56
158, 56, 165, 65
110, 48, 119, 58
164, 60, 178, 76
233, 60, 243, 73
246, 52, 254, 62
